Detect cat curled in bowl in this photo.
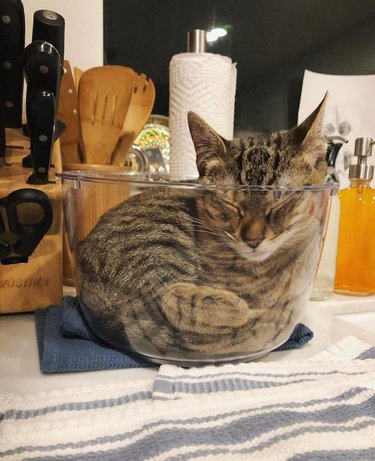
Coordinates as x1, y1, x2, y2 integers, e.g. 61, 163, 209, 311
77, 95, 330, 363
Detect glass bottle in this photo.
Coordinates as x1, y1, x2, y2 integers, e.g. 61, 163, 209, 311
311, 138, 344, 301
335, 137, 375, 296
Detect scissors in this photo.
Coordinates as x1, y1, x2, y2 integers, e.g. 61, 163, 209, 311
0, 188, 53, 264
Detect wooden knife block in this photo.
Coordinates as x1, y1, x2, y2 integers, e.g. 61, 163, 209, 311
0, 128, 63, 313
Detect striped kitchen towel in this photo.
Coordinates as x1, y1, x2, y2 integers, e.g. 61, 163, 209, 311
151, 336, 375, 401
0, 336, 374, 461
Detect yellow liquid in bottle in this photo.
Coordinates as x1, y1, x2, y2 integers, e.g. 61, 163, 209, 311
335, 181, 375, 295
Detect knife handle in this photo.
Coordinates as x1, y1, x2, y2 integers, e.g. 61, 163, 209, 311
22, 41, 62, 106
27, 90, 56, 185
32, 10, 65, 66
0, 0, 25, 128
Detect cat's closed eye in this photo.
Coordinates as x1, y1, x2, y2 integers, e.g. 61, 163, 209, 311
205, 198, 240, 222
267, 193, 299, 226
267, 205, 287, 227
223, 199, 244, 217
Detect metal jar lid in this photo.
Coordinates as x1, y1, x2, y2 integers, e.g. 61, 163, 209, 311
349, 137, 374, 180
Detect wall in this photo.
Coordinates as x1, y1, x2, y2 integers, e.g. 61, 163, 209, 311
23, 0, 103, 70
104, 0, 375, 135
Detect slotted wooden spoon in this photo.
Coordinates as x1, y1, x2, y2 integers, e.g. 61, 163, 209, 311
111, 73, 155, 165
78, 65, 136, 164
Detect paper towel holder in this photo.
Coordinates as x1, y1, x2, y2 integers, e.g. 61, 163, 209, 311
187, 29, 206, 53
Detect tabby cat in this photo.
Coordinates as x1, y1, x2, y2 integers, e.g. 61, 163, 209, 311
77, 96, 329, 363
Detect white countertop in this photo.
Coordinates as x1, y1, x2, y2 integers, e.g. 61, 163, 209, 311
0, 292, 374, 395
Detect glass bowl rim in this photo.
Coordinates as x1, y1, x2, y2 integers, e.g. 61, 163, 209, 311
56, 170, 338, 193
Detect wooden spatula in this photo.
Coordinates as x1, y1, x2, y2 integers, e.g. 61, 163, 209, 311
57, 60, 81, 164
111, 73, 155, 165
78, 65, 136, 164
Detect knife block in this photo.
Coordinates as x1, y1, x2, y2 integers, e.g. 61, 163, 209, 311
0, 128, 63, 313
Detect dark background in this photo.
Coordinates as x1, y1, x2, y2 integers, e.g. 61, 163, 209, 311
104, 0, 375, 135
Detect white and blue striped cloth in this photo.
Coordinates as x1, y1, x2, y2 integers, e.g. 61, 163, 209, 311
1, 336, 374, 460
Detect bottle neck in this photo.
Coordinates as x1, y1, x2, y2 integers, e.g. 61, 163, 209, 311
349, 178, 372, 187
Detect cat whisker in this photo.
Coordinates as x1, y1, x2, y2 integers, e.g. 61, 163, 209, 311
194, 224, 236, 244
190, 219, 230, 238
190, 216, 220, 230
199, 231, 237, 251
192, 225, 222, 235
223, 231, 236, 242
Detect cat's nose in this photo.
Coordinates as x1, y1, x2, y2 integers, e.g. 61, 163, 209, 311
247, 238, 264, 249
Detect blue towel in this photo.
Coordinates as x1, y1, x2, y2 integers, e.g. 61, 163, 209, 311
274, 322, 314, 351
35, 296, 151, 373
35, 296, 313, 373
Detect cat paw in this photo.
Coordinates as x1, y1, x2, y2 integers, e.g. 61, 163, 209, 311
162, 282, 252, 334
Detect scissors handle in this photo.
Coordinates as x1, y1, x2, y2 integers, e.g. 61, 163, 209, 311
0, 188, 53, 264
0, 214, 8, 259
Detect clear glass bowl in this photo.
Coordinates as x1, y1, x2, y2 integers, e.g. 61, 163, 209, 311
58, 170, 337, 365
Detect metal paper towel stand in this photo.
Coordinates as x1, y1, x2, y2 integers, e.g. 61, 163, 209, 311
187, 29, 206, 53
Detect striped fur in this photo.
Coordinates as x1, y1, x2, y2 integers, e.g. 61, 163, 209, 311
78, 97, 328, 363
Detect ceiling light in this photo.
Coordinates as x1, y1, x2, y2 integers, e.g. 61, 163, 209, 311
206, 27, 227, 43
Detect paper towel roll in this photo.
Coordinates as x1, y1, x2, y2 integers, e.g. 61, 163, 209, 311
169, 52, 237, 180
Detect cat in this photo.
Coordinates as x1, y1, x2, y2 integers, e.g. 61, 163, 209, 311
77, 96, 329, 363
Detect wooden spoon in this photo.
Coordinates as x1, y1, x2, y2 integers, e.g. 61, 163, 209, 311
57, 60, 81, 164
111, 73, 155, 165
74, 66, 83, 91
78, 65, 136, 164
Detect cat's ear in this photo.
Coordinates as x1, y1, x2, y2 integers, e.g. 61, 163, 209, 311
292, 92, 328, 166
188, 112, 227, 176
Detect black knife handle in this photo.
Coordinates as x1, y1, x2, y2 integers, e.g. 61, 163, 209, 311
22, 41, 62, 104
0, 0, 25, 128
32, 10, 65, 65
27, 90, 56, 185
